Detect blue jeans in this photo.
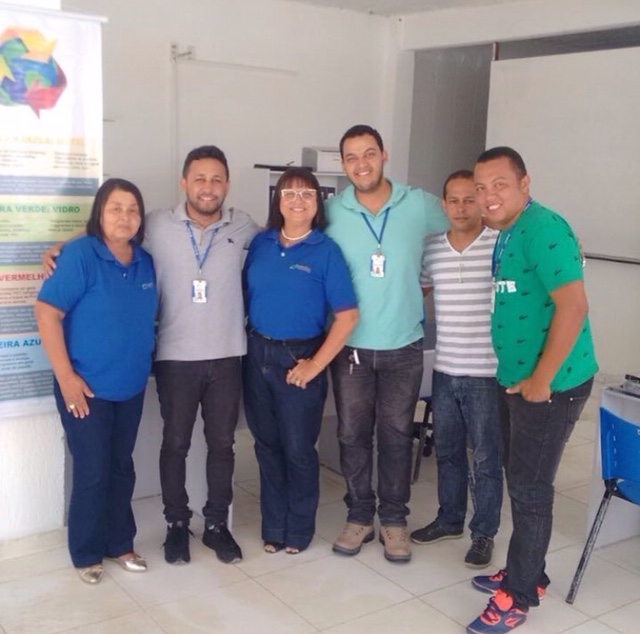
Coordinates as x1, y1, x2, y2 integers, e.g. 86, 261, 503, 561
54, 382, 144, 568
331, 339, 424, 526
156, 357, 242, 525
432, 371, 503, 538
243, 331, 327, 550
500, 377, 593, 609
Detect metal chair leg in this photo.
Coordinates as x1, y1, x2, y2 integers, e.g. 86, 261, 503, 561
566, 485, 615, 604
412, 399, 431, 484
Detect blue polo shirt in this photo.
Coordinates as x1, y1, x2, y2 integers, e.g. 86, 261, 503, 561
243, 229, 357, 340
38, 235, 158, 401
325, 180, 448, 350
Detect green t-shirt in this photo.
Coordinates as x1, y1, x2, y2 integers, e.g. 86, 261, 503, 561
491, 201, 598, 391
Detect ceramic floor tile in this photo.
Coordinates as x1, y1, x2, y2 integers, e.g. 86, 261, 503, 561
0, 529, 67, 562
147, 578, 316, 633
0, 568, 138, 634
548, 494, 589, 549
560, 621, 622, 634
598, 599, 640, 634
561, 484, 594, 506
545, 546, 640, 617
60, 613, 165, 633
592, 534, 640, 576
0, 546, 70, 584
321, 597, 460, 634
106, 534, 247, 608
255, 555, 411, 629
228, 485, 261, 528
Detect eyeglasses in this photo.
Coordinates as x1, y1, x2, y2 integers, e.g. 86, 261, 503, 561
280, 189, 317, 202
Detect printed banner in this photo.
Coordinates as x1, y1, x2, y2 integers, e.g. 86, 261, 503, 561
0, 7, 102, 416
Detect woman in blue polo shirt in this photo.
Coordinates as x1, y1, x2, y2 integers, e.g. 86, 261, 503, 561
35, 179, 157, 585
243, 167, 358, 554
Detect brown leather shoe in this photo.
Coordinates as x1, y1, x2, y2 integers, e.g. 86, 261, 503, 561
379, 526, 411, 562
332, 522, 375, 555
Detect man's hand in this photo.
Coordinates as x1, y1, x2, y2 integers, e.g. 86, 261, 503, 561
506, 376, 551, 402
42, 242, 63, 278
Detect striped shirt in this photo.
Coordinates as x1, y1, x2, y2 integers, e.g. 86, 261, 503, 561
421, 227, 498, 377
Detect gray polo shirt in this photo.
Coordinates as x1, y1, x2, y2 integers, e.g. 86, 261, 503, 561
144, 203, 259, 361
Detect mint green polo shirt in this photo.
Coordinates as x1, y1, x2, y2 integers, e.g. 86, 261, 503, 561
491, 201, 598, 391
325, 180, 448, 350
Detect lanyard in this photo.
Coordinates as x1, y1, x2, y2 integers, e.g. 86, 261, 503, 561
185, 221, 219, 274
491, 199, 532, 278
360, 207, 390, 251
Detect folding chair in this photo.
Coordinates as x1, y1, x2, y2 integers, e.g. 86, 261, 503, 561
566, 407, 640, 604
412, 349, 434, 484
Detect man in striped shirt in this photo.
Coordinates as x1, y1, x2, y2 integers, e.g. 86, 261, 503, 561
410, 170, 503, 569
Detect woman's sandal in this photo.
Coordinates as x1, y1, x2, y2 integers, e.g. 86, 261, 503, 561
285, 546, 305, 555
264, 542, 285, 554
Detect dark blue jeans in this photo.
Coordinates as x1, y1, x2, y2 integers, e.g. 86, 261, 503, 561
432, 371, 503, 538
155, 357, 242, 525
243, 331, 327, 550
54, 382, 144, 568
331, 339, 424, 526
500, 377, 593, 609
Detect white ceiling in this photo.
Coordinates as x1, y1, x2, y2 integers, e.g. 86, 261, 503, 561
283, 0, 523, 17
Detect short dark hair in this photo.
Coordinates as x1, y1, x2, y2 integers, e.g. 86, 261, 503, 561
267, 167, 327, 232
476, 146, 527, 180
442, 169, 474, 199
86, 178, 145, 243
182, 145, 229, 179
339, 124, 384, 157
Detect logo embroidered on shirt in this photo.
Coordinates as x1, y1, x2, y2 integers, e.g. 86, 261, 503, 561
290, 264, 311, 274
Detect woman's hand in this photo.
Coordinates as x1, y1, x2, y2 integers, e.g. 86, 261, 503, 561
42, 242, 63, 278
58, 371, 95, 418
286, 358, 323, 389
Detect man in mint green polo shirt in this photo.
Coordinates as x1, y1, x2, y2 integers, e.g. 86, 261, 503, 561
467, 147, 598, 634
325, 124, 448, 563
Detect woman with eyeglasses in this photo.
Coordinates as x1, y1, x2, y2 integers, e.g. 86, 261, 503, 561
243, 167, 358, 554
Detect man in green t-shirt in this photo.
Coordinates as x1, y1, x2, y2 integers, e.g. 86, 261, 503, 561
466, 147, 598, 634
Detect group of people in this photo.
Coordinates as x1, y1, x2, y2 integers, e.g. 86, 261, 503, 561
36, 124, 597, 634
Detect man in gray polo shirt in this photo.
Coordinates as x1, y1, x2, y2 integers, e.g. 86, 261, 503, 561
43, 146, 258, 565
147, 146, 258, 565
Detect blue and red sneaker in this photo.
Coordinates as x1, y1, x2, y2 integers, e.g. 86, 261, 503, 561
467, 589, 528, 633
472, 569, 546, 600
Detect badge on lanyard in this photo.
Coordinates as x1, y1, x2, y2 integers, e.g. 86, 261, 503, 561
370, 253, 386, 278
192, 279, 208, 303
185, 220, 219, 305
361, 208, 390, 279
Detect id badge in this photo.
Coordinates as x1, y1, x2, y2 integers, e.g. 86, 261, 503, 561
192, 279, 208, 303
370, 253, 385, 278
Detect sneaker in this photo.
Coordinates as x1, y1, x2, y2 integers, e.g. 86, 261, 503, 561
379, 525, 412, 562
410, 519, 463, 544
465, 536, 494, 568
163, 521, 191, 564
472, 569, 546, 600
466, 589, 527, 633
333, 523, 375, 556
202, 521, 243, 563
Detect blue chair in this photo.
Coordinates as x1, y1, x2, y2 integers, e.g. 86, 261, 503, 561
566, 407, 640, 603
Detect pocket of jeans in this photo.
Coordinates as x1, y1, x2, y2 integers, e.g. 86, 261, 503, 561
566, 394, 589, 426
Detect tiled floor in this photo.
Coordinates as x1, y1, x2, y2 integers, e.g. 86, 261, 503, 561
2, 382, 640, 633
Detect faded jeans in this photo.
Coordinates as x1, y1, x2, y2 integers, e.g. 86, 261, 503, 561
331, 339, 424, 526
432, 371, 503, 539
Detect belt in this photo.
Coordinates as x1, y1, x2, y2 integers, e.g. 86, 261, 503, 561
247, 326, 324, 346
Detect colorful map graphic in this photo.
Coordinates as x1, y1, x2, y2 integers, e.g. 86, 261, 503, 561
0, 27, 67, 116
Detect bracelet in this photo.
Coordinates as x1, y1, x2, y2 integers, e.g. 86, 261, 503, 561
310, 358, 324, 371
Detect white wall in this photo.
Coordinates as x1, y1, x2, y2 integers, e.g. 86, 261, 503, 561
1, 0, 391, 541
399, 0, 640, 50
